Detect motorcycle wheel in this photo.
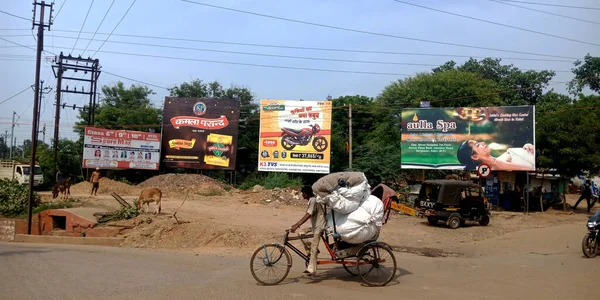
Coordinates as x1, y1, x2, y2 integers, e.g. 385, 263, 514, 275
582, 233, 598, 258
281, 135, 296, 150
312, 136, 328, 152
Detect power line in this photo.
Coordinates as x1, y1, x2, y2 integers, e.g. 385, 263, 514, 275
0, 36, 36, 51
0, 85, 33, 106
53, 0, 67, 21
179, 0, 578, 59
102, 71, 169, 90
27, 31, 580, 62
0, 35, 577, 73
71, 0, 95, 55
0, 10, 30, 22
488, 0, 600, 26
391, 0, 600, 47
91, 0, 137, 58
82, 0, 116, 55
91, 49, 414, 76
496, 0, 600, 11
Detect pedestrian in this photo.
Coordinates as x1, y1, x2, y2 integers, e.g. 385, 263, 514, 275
574, 180, 593, 213
90, 167, 101, 196
290, 186, 327, 276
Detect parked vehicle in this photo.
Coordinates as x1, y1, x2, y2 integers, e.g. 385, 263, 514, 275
0, 160, 44, 187
414, 180, 491, 229
280, 124, 328, 152
582, 209, 600, 258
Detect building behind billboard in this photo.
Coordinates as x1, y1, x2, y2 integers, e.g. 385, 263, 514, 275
258, 99, 332, 174
82, 127, 161, 170
401, 105, 535, 171
161, 97, 240, 170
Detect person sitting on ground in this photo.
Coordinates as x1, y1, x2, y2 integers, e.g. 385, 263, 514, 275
290, 186, 327, 276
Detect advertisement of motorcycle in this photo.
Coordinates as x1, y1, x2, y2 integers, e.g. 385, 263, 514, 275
161, 97, 240, 170
258, 99, 332, 174
401, 105, 535, 171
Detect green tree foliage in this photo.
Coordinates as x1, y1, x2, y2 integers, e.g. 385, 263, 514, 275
36, 139, 84, 187
0, 178, 40, 217
569, 54, 600, 95
536, 94, 600, 177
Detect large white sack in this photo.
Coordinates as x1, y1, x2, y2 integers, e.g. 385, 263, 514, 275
318, 180, 371, 214
326, 195, 384, 244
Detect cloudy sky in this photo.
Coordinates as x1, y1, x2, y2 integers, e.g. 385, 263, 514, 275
1, 0, 599, 144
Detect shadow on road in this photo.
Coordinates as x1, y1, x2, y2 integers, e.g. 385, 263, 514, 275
0, 249, 51, 257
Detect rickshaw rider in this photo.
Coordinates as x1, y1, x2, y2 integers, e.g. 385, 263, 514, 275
290, 186, 327, 276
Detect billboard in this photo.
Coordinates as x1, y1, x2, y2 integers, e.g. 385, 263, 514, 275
258, 100, 332, 174
82, 127, 161, 170
401, 105, 535, 171
161, 97, 240, 170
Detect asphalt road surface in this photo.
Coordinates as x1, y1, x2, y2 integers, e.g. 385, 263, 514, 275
0, 225, 595, 300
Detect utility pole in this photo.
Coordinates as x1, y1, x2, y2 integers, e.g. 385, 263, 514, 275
28, 1, 53, 235
1, 131, 8, 159
348, 104, 352, 169
42, 123, 46, 144
51, 52, 100, 178
9, 111, 16, 159
36, 81, 51, 144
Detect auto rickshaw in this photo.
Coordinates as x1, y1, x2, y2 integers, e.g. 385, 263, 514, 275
414, 180, 490, 229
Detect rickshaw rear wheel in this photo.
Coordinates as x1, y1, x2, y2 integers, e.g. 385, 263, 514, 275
448, 215, 461, 229
479, 214, 490, 226
341, 258, 373, 276
250, 244, 292, 286
356, 243, 397, 287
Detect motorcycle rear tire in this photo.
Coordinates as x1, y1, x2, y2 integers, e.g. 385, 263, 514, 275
582, 233, 598, 258
281, 136, 296, 150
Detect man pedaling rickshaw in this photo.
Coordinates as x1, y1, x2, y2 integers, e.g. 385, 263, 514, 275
289, 186, 327, 276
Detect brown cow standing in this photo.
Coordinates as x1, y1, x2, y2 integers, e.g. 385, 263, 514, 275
136, 187, 162, 215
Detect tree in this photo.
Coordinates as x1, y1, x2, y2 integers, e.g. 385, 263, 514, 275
569, 54, 600, 95
75, 82, 162, 140
434, 58, 555, 105
36, 139, 84, 187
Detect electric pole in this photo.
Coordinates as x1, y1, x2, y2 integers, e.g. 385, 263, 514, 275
28, 1, 53, 235
348, 104, 353, 169
9, 111, 16, 159
52, 52, 100, 179
36, 80, 52, 144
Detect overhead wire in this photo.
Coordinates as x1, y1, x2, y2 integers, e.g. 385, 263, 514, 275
6, 34, 579, 69
53, 0, 67, 22
71, 0, 95, 55
179, 0, 579, 59
0, 9, 30, 22
495, 0, 600, 11
391, 0, 600, 47
7, 30, 582, 61
82, 0, 116, 55
0, 85, 34, 106
91, 0, 137, 58
488, 0, 600, 26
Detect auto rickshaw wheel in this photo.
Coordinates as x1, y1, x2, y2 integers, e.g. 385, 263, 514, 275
448, 215, 461, 229
427, 217, 438, 226
479, 214, 490, 226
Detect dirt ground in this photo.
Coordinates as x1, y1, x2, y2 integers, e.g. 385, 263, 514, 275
39, 181, 594, 258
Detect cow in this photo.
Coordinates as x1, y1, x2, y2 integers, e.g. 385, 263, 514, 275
52, 178, 71, 200
136, 187, 162, 215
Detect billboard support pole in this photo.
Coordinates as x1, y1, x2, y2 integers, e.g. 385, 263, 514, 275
348, 104, 352, 170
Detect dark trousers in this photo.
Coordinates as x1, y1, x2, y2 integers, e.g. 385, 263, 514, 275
574, 194, 593, 212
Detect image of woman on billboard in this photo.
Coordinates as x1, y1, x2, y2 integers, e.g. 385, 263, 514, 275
457, 140, 535, 171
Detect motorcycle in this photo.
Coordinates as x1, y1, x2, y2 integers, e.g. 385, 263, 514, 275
582, 209, 600, 258
280, 124, 328, 152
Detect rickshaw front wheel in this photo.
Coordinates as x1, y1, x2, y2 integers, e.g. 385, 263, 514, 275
250, 244, 292, 286
479, 214, 490, 226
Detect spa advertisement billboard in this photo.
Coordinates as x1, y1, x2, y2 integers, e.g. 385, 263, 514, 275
161, 97, 240, 170
258, 99, 332, 174
401, 105, 535, 171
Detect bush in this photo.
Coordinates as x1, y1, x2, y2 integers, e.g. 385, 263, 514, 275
97, 205, 139, 224
0, 179, 40, 217
239, 172, 303, 190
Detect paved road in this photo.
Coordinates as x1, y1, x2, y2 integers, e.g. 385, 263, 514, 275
0, 225, 595, 300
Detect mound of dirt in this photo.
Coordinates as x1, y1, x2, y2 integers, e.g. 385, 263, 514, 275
242, 187, 306, 207
137, 174, 232, 197
120, 215, 277, 252
69, 177, 140, 196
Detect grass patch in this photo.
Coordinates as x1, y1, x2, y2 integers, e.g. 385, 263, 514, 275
197, 189, 224, 196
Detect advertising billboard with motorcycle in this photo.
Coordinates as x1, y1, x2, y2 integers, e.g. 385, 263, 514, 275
401, 105, 535, 171
258, 99, 332, 174
161, 97, 240, 170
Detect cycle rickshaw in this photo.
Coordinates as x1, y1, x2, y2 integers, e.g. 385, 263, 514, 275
249, 228, 397, 287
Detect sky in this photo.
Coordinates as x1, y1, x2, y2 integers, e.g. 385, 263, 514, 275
0, 0, 599, 145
